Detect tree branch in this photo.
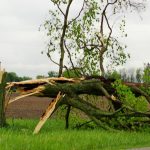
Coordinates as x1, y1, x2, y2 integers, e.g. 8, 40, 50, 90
56, 3, 65, 16
68, 0, 85, 26
64, 41, 81, 77
47, 52, 60, 66
59, 0, 73, 77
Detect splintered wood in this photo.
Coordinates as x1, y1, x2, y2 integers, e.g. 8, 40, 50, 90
33, 92, 64, 134
6, 77, 84, 95
7, 77, 83, 88
8, 91, 40, 104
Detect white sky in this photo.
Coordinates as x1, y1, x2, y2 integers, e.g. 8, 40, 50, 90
0, 0, 150, 78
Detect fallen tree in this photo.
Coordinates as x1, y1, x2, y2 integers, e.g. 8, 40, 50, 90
6, 77, 150, 133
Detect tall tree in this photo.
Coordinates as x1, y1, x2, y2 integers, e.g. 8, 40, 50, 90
136, 68, 142, 83
43, 0, 75, 77
43, 0, 146, 76
143, 63, 150, 85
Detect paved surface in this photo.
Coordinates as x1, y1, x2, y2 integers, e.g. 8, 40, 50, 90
129, 148, 150, 150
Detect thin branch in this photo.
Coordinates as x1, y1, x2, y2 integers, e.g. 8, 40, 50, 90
47, 52, 60, 66
100, 11, 104, 36
56, 3, 65, 16
78, 39, 102, 51
59, 0, 73, 76
63, 65, 71, 77
68, 0, 85, 26
100, 0, 118, 37
98, 84, 115, 111
64, 41, 81, 77
103, 12, 112, 50
5, 88, 12, 111
8, 91, 40, 104
127, 0, 145, 11
73, 120, 92, 129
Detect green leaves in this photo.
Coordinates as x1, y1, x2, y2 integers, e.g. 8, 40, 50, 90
42, 0, 145, 76
143, 63, 150, 85
112, 79, 149, 112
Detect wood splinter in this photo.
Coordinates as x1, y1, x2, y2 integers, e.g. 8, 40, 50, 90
33, 91, 64, 134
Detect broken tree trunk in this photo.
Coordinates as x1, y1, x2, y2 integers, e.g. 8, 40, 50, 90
0, 70, 7, 127
7, 77, 150, 131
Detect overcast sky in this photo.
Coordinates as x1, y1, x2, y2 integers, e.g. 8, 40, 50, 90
0, 0, 150, 78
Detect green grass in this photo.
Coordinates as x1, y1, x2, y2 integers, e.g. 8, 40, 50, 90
0, 119, 150, 150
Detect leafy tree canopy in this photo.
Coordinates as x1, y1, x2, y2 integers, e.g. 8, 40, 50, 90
42, 0, 146, 76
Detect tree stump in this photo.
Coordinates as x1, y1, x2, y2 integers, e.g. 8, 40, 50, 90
0, 70, 7, 127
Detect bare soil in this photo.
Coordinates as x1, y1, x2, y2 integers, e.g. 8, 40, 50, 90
6, 96, 52, 119
5, 95, 110, 119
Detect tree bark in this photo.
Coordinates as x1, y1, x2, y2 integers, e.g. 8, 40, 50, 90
0, 71, 7, 127
58, 0, 73, 77
65, 105, 71, 129
8, 77, 150, 129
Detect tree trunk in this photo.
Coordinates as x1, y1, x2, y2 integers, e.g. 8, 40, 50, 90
0, 71, 7, 127
65, 105, 71, 129
58, 0, 73, 77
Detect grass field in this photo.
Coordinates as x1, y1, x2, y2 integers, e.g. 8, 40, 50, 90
0, 119, 150, 150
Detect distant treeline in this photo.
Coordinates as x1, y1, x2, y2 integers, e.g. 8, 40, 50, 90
8, 63, 149, 84
6, 72, 32, 82
36, 63, 150, 84
105, 63, 150, 83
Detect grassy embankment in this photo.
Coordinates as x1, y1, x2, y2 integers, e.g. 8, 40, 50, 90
0, 119, 150, 150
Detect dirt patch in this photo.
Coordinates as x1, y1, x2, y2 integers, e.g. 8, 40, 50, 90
6, 95, 111, 119
6, 96, 52, 119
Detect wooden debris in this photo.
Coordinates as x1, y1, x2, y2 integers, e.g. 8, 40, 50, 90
6, 85, 45, 106
8, 91, 40, 104
33, 92, 64, 134
111, 95, 117, 101
6, 77, 84, 88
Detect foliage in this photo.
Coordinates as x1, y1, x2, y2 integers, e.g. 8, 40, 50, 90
143, 63, 150, 85
62, 68, 81, 78
64, 0, 131, 75
139, 63, 150, 96
105, 70, 121, 80
36, 71, 58, 78
6, 72, 32, 82
136, 68, 142, 83
112, 79, 149, 112
36, 75, 46, 79
48, 71, 58, 77
105, 65, 150, 83
42, 0, 146, 76
135, 63, 150, 84
110, 79, 149, 130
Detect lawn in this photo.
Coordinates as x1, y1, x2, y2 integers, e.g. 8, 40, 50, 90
0, 119, 150, 150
